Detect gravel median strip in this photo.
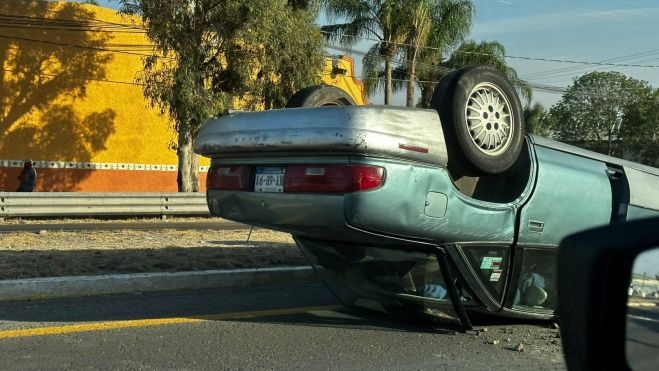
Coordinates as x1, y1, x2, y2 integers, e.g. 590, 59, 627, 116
0, 223, 307, 280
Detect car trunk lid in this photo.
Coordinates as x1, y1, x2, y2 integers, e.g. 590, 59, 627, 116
194, 106, 448, 167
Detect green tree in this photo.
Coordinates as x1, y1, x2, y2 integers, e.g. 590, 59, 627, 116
549, 71, 653, 158
322, 0, 408, 105
523, 102, 553, 137
620, 89, 659, 166
120, 0, 324, 191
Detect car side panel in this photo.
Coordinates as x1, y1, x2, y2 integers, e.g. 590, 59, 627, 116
344, 159, 516, 244
518, 146, 613, 246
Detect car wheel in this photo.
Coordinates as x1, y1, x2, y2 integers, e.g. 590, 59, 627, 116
286, 84, 356, 107
431, 66, 525, 176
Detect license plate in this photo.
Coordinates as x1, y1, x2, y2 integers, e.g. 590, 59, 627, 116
254, 167, 285, 192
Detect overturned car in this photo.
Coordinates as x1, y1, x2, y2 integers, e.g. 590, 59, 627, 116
194, 66, 659, 329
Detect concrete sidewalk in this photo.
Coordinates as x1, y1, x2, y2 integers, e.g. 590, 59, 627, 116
0, 266, 318, 302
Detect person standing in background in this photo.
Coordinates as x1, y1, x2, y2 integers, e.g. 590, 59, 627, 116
16, 159, 37, 192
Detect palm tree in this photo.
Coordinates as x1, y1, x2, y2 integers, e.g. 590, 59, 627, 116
402, 0, 433, 107
322, 0, 407, 104
402, 0, 473, 107
413, 40, 532, 108
445, 40, 531, 99
523, 102, 554, 137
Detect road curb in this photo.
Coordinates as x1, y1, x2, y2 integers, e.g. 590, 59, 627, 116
627, 301, 658, 308
0, 219, 246, 233
0, 266, 318, 302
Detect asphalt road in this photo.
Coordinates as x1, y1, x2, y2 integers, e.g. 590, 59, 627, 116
0, 283, 566, 370
626, 305, 659, 371
0, 219, 246, 233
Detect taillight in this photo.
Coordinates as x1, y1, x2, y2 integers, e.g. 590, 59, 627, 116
207, 165, 250, 190
284, 165, 384, 193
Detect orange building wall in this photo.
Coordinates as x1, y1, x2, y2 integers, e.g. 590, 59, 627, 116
1, 166, 207, 193
0, 0, 365, 192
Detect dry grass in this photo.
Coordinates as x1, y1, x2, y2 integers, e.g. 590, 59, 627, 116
0, 228, 293, 250
0, 227, 306, 279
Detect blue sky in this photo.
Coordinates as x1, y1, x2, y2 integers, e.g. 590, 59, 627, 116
470, 0, 659, 107
634, 248, 659, 278
73, 0, 659, 107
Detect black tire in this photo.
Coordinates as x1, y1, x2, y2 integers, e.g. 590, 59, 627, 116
431, 66, 525, 176
286, 84, 356, 108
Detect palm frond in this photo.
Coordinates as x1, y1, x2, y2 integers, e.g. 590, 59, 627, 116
447, 40, 533, 103
362, 42, 385, 96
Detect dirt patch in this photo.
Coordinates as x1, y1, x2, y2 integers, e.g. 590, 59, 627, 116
0, 227, 307, 279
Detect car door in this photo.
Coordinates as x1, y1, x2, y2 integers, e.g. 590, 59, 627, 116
509, 141, 614, 314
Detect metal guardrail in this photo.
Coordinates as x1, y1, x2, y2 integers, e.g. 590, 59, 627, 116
0, 192, 209, 218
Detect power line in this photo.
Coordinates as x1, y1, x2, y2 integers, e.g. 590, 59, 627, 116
0, 23, 147, 33
8, 11, 658, 69
0, 34, 169, 59
522, 49, 659, 80
326, 44, 454, 76
2, 68, 144, 86
0, 12, 145, 31
1, 12, 649, 100
0, 13, 148, 33
327, 43, 653, 95
503, 54, 659, 69
321, 30, 659, 69
320, 71, 439, 85
326, 44, 645, 100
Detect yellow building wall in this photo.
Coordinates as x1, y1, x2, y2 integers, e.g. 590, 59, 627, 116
0, 0, 178, 167
0, 0, 365, 192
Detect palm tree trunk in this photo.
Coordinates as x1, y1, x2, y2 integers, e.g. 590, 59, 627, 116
421, 83, 435, 108
406, 44, 421, 107
406, 57, 416, 107
385, 55, 393, 105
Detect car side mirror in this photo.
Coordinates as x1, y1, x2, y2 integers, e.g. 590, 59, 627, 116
626, 247, 659, 371
557, 217, 659, 371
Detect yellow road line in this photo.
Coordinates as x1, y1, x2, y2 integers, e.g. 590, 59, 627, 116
0, 305, 343, 340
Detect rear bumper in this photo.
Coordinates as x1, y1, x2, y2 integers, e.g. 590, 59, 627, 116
207, 189, 356, 240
